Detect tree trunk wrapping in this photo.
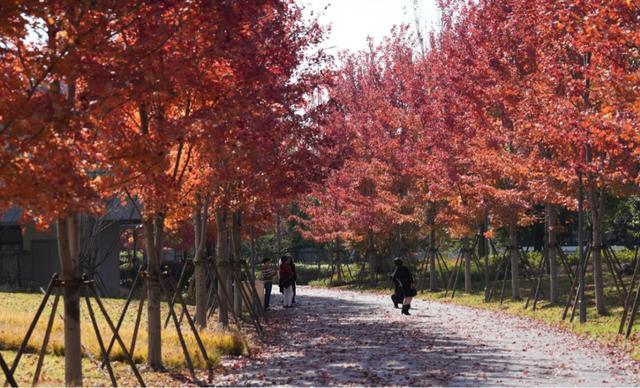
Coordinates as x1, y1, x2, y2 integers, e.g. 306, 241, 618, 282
232, 211, 242, 316
590, 185, 606, 314
464, 238, 472, 293
216, 210, 230, 327
509, 223, 521, 300
547, 204, 559, 304
367, 229, 376, 287
143, 218, 162, 369
194, 197, 208, 328
482, 209, 490, 302
335, 238, 343, 282
429, 203, 437, 291
57, 216, 83, 386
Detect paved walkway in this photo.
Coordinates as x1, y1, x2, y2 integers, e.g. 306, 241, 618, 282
212, 287, 640, 386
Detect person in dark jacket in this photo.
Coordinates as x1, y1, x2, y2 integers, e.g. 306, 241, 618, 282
391, 258, 416, 315
390, 276, 404, 309
279, 256, 295, 308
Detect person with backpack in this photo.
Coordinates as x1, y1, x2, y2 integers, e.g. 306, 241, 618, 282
391, 257, 416, 315
279, 255, 295, 308
260, 258, 277, 310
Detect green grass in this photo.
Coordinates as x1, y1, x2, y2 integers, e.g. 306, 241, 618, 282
298, 263, 364, 286
0, 291, 246, 385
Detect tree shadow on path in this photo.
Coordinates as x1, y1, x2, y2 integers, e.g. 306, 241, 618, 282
212, 289, 592, 386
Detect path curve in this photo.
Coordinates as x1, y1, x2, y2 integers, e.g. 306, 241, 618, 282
212, 287, 640, 386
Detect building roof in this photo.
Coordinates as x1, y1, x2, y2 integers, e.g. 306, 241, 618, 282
1, 196, 142, 225
100, 197, 141, 223
0, 206, 22, 224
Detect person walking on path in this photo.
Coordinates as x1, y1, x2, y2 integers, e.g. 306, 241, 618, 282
261, 258, 277, 310
391, 258, 416, 315
279, 256, 295, 308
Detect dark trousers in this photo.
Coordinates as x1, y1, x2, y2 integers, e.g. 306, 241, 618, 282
264, 282, 273, 309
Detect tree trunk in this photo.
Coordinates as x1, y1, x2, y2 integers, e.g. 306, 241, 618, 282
367, 229, 376, 287
57, 215, 82, 386
275, 213, 282, 256
395, 224, 403, 259
335, 238, 343, 282
463, 238, 472, 293
547, 204, 560, 304
194, 195, 209, 328
481, 208, 490, 302
428, 202, 437, 291
589, 185, 606, 315
143, 217, 162, 369
232, 211, 242, 316
577, 178, 587, 322
250, 225, 257, 277
509, 223, 521, 300
216, 209, 230, 327
429, 229, 437, 291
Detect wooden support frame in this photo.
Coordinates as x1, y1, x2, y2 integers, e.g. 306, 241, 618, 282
0, 350, 17, 387
567, 244, 592, 322
619, 246, 640, 338
602, 246, 627, 303
230, 268, 263, 334
8, 273, 145, 387
240, 259, 266, 319
486, 239, 509, 302
32, 291, 60, 386
104, 266, 220, 385
524, 254, 547, 310
103, 268, 143, 367
164, 259, 191, 329
444, 248, 463, 297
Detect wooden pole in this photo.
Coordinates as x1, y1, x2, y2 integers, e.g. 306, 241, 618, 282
571, 246, 591, 322
104, 268, 142, 366
32, 291, 61, 386
10, 274, 58, 374
444, 249, 462, 297
451, 248, 464, 298
619, 246, 640, 334
240, 260, 266, 318
164, 259, 190, 328
564, 245, 590, 321
499, 258, 511, 304
558, 248, 575, 285
208, 264, 244, 331
164, 270, 215, 382
130, 287, 146, 357
86, 282, 146, 386
603, 247, 626, 302
84, 295, 118, 386
531, 259, 548, 311
625, 280, 640, 338
0, 353, 17, 387
232, 270, 263, 334
524, 254, 546, 309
